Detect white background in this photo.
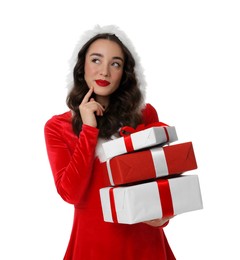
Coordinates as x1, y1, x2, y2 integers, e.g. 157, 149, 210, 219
0, 0, 239, 259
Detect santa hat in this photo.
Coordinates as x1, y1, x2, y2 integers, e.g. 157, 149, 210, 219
67, 24, 146, 101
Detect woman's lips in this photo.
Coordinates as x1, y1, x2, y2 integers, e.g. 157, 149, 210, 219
95, 80, 110, 87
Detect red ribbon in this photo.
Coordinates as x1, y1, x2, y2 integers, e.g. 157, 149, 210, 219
124, 135, 134, 152
163, 127, 170, 143
119, 122, 170, 153
157, 179, 174, 217
109, 187, 118, 223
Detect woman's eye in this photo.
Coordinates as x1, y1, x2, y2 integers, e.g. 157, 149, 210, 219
92, 58, 100, 64
112, 62, 121, 68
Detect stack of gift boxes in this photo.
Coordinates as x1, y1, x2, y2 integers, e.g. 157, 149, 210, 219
99, 124, 203, 224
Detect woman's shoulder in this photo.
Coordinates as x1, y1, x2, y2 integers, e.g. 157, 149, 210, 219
141, 103, 159, 124
45, 111, 72, 130
142, 103, 157, 113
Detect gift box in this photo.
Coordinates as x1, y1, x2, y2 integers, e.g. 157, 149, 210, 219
101, 125, 178, 161
100, 175, 203, 224
104, 142, 197, 186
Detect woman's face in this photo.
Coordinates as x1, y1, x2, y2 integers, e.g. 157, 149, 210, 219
84, 39, 124, 98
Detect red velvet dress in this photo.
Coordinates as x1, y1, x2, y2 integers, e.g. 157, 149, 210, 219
44, 103, 176, 260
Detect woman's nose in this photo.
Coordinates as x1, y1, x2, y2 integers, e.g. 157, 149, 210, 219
100, 64, 110, 77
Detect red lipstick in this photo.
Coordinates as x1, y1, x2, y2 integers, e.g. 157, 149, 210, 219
95, 80, 110, 87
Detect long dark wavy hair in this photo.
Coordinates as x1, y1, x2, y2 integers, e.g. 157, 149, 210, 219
66, 33, 144, 138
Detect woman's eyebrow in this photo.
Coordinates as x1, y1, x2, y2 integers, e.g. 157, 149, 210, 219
112, 56, 124, 62
90, 53, 103, 57
89, 53, 124, 62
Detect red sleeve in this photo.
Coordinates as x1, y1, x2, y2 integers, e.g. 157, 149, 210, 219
142, 103, 168, 126
44, 118, 99, 204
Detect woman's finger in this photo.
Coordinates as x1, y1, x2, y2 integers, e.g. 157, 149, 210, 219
81, 87, 94, 104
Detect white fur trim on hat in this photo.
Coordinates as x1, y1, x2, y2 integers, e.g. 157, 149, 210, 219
66, 24, 146, 102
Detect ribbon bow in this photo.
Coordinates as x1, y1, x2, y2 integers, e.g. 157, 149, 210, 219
119, 122, 170, 153
119, 122, 169, 137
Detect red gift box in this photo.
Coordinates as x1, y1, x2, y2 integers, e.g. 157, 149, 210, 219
104, 142, 197, 186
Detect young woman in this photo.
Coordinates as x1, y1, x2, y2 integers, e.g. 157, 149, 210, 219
44, 25, 175, 260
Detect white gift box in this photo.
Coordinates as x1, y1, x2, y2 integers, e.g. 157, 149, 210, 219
101, 126, 178, 162
99, 175, 203, 224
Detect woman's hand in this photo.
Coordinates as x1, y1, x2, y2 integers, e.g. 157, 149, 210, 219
143, 216, 173, 227
79, 87, 105, 128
